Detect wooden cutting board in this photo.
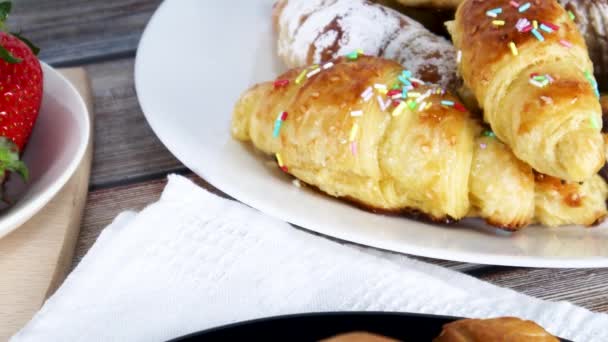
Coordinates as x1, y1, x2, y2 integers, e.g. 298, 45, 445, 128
0, 68, 93, 340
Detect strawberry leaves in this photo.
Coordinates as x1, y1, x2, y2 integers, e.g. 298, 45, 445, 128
0, 2, 11, 23
11, 32, 39, 55
0, 137, 28, 181
0, 2, 39, 62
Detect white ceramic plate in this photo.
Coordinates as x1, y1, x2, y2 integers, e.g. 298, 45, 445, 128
0, 63, 90, 239
135, 0, 608, 267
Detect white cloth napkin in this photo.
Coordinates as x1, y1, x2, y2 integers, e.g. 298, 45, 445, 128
12, 175, 608, 342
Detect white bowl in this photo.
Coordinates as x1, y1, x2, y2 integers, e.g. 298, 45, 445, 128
0, 63, 90, 239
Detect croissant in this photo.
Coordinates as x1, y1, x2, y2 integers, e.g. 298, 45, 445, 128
233, 55, 476, 220
272, 0, 459, 90
559, 0, 608, 88
434, 317, 559, 342
448, 0, 605, 182
468, 134, 535, 229
534, 173, 608, 226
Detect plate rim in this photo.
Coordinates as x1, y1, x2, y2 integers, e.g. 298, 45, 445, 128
134, 0, 608, 268
0, 62, 91, 239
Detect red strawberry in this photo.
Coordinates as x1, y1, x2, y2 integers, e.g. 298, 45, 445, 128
0, 1, 43, 182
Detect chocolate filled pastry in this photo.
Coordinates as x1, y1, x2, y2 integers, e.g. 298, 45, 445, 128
434, 317, 559, 342
273, 0, 459, 90
447, 0, 605, 182
393, 0, 462, 9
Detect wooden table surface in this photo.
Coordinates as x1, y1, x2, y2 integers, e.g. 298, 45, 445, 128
12, 0, 607, 315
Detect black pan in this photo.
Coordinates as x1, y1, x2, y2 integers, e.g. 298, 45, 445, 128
168, 311, 572, 341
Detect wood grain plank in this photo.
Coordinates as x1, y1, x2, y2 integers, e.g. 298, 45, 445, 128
75, 173, 475, 271
8, 0, 162, 66
85, 58, 185, 187
479, 268, 608, 313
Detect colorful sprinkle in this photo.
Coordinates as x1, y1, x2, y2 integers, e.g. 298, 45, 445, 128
374, 83, 387, 91
407, 100, 417, 110
418, 101, 427, 112
531, 29, 544, 41
349, 123, 359, 141
402, 70, 412, 78
456, 50, 462, 64
350, 110, 363, 117
272, 111, 287, 138
521, 25, 533, 33
509, 41, 519, 56
274, 79, 289, 88
276, 153, 287, 172
492, 20, 505, 26
346, 50, 360, 60
518, 2, 531, 12
441, 100, 454, 107
568, 10, 575, 21
480, 143, 487, 149
516, 18, 530, 31
543, 22, 559, 31
532, 20, 538, 29
510, 1, 520, 8
539, 24, 553, 33
454, 102, 467, 112
295, 70, 307, 84
322, 62, 334, 70
350, 141, 358, 156
306, 68, 321, 78
407, 92, 421, 98
483, 130, 496, 137
409, 77, 425, 85
559, 39, 572, 48
486, 7, 503, 17
392, 101, 407, 117
584, 70, 600, 97
590, 115, 600, 129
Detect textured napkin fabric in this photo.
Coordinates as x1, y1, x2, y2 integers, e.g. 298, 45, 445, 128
12, 175, 608, 341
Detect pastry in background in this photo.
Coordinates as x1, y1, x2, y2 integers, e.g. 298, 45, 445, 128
434, 317, 559, 342
373, 0, 455, 37
393, 0, 462, 9
321, 332, 398, 342
273, 0, 459, 90
448, 0, 605, 182
559, 0, 608, 90
233, 55, 475, 221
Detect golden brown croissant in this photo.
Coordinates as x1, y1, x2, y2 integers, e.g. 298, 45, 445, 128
273, 0, 459, 90
534, 173, 608, 226
233, 55, 476, 220
448, 0, 605, 182
434, 317, 559, 342
468, 135, 535, 229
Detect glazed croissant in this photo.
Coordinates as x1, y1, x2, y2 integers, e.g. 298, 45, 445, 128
232, 56, 607, 228
448, 0, 605, 182
273, 0, 459, 90
233, 55, 476, 221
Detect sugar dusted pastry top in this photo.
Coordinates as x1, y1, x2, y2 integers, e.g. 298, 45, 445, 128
273, 0, 458, 89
